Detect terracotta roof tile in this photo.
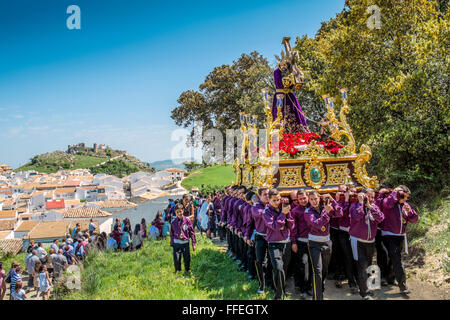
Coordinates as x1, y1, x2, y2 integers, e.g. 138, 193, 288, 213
165, 168, 185, 172
0, 231, 12, 239
54, 188, 76, 194
64, 199, 80, 206
15, 220, 39, 232
46, 199, 65, 210
101, 200, 137, 208
0, 210, 17, 218
64, 207, 112, 218
25, 221, 70, 239
0, 219, 16, 231
0, 239, 23, 255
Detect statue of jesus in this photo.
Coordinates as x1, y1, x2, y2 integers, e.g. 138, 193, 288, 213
272, 61, 309, 133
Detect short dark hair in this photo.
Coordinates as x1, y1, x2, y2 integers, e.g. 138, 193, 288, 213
257, 187, 269, 196
175, 203, 184, 211
246, 191, 256, 201
380, 181, 394, 189
268, 188, 279, 199
307, 190, 320, 198
238, 186, 247, 193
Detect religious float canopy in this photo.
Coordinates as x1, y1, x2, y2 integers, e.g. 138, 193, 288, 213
232, 37, 379, 195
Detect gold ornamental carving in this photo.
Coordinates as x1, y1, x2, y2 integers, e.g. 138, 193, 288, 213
325, 164, 349, 186
278, 166, 306, 188
353, 144, 379, 189
232, 158, 241, 186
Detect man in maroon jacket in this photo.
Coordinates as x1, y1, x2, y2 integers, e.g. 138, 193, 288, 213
263, 189, 295, 300
290, 190, 312, 299
305, 191, 343, 300
380, 185, 418, 295
251, 187, 271, 294
349, 188, 384, 299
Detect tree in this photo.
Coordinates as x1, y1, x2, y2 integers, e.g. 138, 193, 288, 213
183, 161, 202, 172
294, 0, 449, 197
171, 51, 273, 136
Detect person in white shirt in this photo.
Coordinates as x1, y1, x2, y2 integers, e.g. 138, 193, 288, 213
36, 243, 47, 259
51, 240, 59, 253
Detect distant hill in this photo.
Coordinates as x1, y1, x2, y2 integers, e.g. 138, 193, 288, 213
15, 147, 154, 177
149, 159, 188, 171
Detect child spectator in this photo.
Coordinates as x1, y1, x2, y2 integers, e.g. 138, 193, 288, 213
162, 215, 171, 239
170, 203, 196, 274
12, 281, 27, 300
132, 224, 143, 250
38, 265, 52, 300
120, 226, 131, 251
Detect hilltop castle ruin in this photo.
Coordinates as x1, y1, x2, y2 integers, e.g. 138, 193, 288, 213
67, 143, 107, 154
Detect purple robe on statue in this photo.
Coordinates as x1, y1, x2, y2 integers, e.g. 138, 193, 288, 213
272, 68, 309, 133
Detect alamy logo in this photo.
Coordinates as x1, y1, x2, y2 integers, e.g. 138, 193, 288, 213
366, 5, 381, 30
367, 265, 381, 290
66, 5, 81, 30
66, 265, 81, 290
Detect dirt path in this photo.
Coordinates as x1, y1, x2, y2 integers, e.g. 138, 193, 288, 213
211, 236, 448, 300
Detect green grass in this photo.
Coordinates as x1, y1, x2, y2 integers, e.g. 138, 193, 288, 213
16, 155, 106, 173
409, 197, 450, 275
62, 236, 268, 300
0, 252, 27, 273
182, 165, 235, 192
408, 197, 450, 241
72, 155, 107, 169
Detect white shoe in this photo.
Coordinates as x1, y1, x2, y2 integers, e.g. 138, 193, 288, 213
257, 289, 264, 295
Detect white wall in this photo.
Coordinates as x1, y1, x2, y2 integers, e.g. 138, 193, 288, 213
31, 210, 63, 221
30, 193, 45, 211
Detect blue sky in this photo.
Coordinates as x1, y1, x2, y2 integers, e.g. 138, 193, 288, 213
0, 0, 344, 168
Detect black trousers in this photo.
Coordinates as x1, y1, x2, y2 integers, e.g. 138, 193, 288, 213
382, 235, 407, 290
292, 240, 312, 293
232, 233, 240, 259
375, 229, 393, 281
308, 240, 332, 300
268, 242, 290, 299
337, 229, 357, 287
172, 242, 191, 272
255, 234, 269, 291
218, 223, 226, 241
247, 241, 256, 277
239, 238, 247, 269
355, 241, 375, 297
329, 228, 344, 280
226, 227, 233, 252
229, 229, 236, 255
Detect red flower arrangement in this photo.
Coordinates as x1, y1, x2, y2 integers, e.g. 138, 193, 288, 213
279, 132, 344, 156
